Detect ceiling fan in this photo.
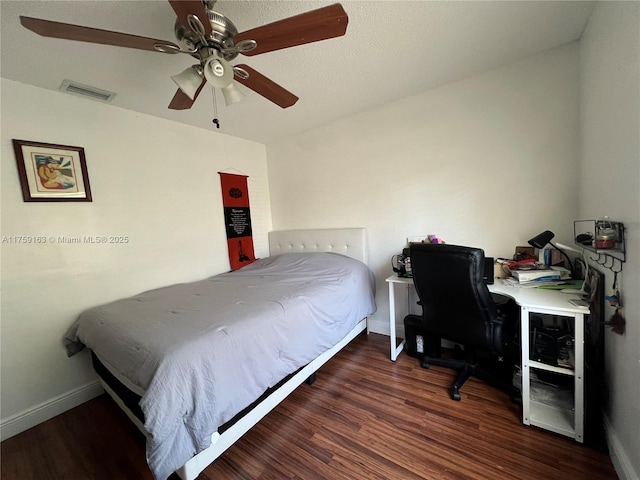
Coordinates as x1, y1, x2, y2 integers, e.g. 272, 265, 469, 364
19, 0, 348, 111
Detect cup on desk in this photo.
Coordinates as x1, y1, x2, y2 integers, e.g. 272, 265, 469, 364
494, 262, 508, 279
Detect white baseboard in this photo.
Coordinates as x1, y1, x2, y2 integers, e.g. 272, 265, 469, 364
603, 413, 639, 480
1, 380, 104, 441
368, 317, 394, 336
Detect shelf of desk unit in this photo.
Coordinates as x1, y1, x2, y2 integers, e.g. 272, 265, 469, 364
524, 308, 584, 442
527, 364, 576, 438
530, 360, 574, 376
529, 399, 575, 438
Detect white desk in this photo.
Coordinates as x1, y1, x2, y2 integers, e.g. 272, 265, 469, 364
385, 274, 413, 362
385, 274, 589, 442
385, 275, 414, 361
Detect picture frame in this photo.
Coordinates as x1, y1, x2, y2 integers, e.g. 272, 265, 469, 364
12, 139, 92, 202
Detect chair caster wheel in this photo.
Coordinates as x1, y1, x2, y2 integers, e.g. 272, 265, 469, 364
451, 388, 461, 401
421, 359, 431, 369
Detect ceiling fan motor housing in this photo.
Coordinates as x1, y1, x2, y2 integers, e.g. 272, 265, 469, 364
174, 8, 239, 61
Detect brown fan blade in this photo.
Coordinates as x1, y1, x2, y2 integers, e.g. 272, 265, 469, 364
20, 16, 180, 52
168, 80, 206, 110
234, 65, 298, 108
234, 3, 348, 56
168, 0, 212, 36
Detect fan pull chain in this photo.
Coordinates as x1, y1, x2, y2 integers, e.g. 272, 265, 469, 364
211, 86, 220, 128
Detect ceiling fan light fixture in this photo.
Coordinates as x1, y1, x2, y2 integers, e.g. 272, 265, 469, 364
171, 65, 203, 100
221, 82, 246, 106
203, 57, 233, 88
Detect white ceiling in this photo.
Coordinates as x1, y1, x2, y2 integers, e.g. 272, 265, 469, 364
1, 0, 597, 145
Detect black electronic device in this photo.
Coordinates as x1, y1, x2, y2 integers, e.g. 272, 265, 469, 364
392, 248, 412, 277
576, 233, 594, 246
404, 315, 425, 358
483, 257, 494, 285
532, 327, 562, 365
530, 325, 576, 369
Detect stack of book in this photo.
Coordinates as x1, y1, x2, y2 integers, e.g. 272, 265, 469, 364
511, 266, 571, 286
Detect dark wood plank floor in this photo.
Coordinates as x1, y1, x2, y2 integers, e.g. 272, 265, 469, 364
1, 333, 617, 480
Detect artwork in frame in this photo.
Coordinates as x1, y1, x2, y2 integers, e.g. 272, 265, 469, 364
12, 139, 92, 202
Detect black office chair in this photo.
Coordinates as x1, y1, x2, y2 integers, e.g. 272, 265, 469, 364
405, 243, 519, 401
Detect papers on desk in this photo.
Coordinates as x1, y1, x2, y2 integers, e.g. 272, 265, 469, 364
512, 269, 561, 283
536, 280, 584, 290
500, 277, 564, 288
500, 278, 583, 290
508, 266, 572, 288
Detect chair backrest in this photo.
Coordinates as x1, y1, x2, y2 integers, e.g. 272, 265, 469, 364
410, 243, 499, 349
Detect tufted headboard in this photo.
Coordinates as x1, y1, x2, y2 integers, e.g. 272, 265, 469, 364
268, 228, 368, 265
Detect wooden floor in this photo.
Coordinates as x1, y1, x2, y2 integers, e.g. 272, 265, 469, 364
2, 333, 617, 480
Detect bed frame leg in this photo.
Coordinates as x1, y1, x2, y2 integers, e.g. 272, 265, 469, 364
305, 372, 317, 385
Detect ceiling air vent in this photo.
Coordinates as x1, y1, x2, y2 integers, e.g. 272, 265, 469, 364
59, 80, 116, 102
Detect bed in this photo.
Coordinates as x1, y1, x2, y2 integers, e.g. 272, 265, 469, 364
64, 228, 376, 480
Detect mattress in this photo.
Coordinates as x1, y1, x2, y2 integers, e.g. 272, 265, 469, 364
65, 252, 376, 479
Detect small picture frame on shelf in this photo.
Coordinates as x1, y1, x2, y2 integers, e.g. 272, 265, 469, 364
12, 139, 92, 202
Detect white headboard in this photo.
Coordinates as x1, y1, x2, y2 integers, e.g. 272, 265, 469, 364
268, 228, 368, 264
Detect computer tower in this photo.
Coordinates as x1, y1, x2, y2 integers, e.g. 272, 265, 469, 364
404, 315, 425, 359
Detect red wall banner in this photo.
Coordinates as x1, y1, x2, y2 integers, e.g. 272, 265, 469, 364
219, 172, 256, 270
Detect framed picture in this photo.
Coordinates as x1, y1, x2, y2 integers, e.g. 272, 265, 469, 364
12, 139, 92, 202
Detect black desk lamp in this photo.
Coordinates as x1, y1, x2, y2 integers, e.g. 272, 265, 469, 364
528, 230, 575, 276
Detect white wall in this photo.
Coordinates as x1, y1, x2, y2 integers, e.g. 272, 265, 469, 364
267, 44, 581, 334
0, 79, 272, 438
579, 2, 640, 479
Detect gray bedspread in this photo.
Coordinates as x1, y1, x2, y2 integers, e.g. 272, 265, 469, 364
64, 252, 376, 480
